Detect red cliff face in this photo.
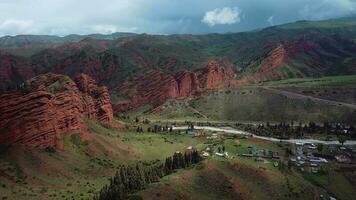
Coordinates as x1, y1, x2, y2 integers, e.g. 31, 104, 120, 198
254, 41, 315, 81
195, 60, 232, 90
75, 74, 114, 126
0, 73, 113, 148
175, 71, 201, 98
114, 59, 236, 112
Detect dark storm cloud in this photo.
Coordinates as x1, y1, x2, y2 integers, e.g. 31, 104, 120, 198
0, 0, 355, 36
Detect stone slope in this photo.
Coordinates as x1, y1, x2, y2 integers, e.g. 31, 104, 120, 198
0, 73, 113, 148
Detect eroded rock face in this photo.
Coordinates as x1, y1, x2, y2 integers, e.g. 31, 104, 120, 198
114, 59, 236, 112
0, 73, 113, 148
195, 60, 231, 90
253, 41, 316, 81
175, 71, 201, 98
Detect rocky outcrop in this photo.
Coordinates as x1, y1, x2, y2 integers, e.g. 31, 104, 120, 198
175, 71, 201, 98
114, 59, 236, 112
75, 74, 114, 125
0, 73, 113, 148
195, 60, 234, 90
254, 41, 316, 81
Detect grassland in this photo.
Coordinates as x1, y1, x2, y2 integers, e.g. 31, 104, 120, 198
1, 119, 355, 200
135, 134, 356, 200
0, 120, 202, 200
145, 87, 355, 124
260, 75, 356, 87
135, 136, 314, 200
140, 75, 356, 125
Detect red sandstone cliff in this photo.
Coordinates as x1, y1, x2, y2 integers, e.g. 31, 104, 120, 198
114, 59, 236, 112
253, 41, 315, 81
0, 73, 113, 148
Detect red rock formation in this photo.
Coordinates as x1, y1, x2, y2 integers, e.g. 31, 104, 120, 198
175, 71, 201, 98
0, 73, 113, 148
117, 69, 179, 110
254, 41, 315, 81
75, 74, 114, 125
114, 59, 236, 113
195, 60, 233, 90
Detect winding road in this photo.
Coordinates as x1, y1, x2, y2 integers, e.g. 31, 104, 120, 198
264, 87, 356, 109
172, 125, 356, 145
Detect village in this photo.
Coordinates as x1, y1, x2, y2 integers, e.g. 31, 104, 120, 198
138, 121, 356, 200
179, 124, 356, 200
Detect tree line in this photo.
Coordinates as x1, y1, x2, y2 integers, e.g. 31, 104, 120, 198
238, 122, 356, 139
93, 150, 202, 200
145, 125, 173, 133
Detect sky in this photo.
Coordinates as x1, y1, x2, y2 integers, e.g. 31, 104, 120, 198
0, 0, 356, 36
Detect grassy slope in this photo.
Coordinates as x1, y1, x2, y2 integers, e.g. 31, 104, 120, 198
1, 120, 355, 200
144, 75, 356, 124
0, 120, 201, 200
136, 136, 356, 200
260, 75, 356, 87
136, 137, 303, 200
150, 87, 355, 123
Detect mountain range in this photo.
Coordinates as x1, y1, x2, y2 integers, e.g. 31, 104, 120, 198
1, 17, 356, 112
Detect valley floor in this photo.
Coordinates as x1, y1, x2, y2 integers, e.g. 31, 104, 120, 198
1, 120, 355, 200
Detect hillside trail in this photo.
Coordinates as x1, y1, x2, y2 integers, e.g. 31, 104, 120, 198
263, 87, 356, 109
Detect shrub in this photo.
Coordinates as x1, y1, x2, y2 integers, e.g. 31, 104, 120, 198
71, 133, 89, 146
45, 146, 56, 153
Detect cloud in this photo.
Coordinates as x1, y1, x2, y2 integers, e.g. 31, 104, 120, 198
0, 19, 35, 35
0, 0, 356, 36
91, 25, 138, 34
267, 16, 274, 26
202, 7, 241, 27
299, 0, 356, 20
91, 25, 117, 34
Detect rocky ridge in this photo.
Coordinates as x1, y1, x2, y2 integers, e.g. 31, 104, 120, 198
114, 59, 237, 112
0, 73, 113, 148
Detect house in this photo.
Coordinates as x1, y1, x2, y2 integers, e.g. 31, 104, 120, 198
215, 152, 225, 157
307, 143, 317, 150
308, 156, 328, 163
335, 154, 351, 163
241, 154, 255, 157
310, 163, 319, 167
296, 160, 305, 166
255, 157, 264, 162
295, 143, 304, 157
248, 146, 258, 153
207, 133, 218, 139
202, 151, 210, 157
